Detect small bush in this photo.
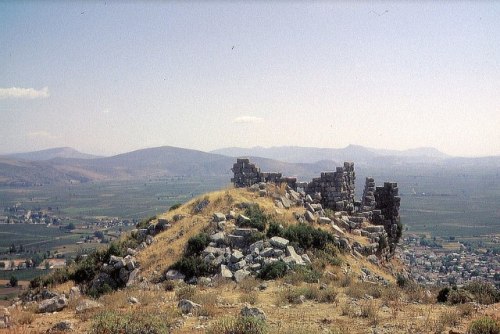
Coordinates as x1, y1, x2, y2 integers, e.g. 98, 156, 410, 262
175, 284, 197, 301
169, 203, 182, 211
467, 316, 500, 334
239, 277, 260, 293
317, 286, 338, 303
241, 204, 268, 232
90, 309, 174, 334
273, 223, 335, 251
258, 261, 288, 280
360, 301, 379, 326
464, 281, 500, 305
284, 266, 321, 285
439, 310, 460, 328
171, 256, 215, 280
185, 233, 210, 256
437, 287, 450, 303
448, 289, 474, 305
207, 316, 267, 334
136, 215, 156, 229
239, 291, 259, 305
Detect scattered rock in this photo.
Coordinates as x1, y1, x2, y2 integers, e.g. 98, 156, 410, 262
38, 295, 68, 313
240, 305, 266, 321
75, 299, 102, 314
165, 269, 186, 281
234, 269, 250, 283
69, 286, 81, 300
269, 236, 289, 249
49, 320, 73, 332
128, 297, 139, 304
178, 299, 201, 314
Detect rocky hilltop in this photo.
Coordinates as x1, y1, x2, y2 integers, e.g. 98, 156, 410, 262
1, 159, 499, 333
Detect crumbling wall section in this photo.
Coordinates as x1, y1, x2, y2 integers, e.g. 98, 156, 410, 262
373, 182, 401, 252
361, 177, 376, 211
305, 162, 356, 211
231, 159, 297, 190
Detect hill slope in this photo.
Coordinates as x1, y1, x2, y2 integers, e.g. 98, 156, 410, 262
8, 185, 499, 333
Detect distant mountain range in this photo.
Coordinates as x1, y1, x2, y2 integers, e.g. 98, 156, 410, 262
0, 145, 498, 186
5, 147, 100, 161
211, 145, 450, 164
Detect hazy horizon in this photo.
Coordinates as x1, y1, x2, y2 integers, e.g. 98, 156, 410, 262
1, 1, 499, 157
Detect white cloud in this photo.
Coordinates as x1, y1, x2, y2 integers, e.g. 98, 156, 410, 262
102, 109, 110, 113
0, 87, 50, 99
233, 116, 264, 124
28, 131, 60, 140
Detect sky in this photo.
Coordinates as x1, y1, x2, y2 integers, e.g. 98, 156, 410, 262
0, 1, 498, 157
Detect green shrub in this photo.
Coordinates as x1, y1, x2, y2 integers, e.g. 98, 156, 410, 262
464, 281, 500, 305
185, 233, 210, 256
90, 309, 173, 334
88, 283, 113, 299
136, 215, 156, 229
171, 256, 215, 280
241, 204, 268, 232
266, 221, 283, 238
169, 203, 182, 211
285, 265, 321, 284
448, 288, 474, 305
437, 287, 450, 303
467, 316, 500, 334
207, 316, 267, 334
267, 223, 335, 251
258, 261, 288, 280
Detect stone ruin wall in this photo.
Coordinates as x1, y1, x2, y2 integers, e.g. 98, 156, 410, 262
372, 182, 401, 251
231, 158, 297, 190
231, 158, 401, 251
304, 162, 356, 212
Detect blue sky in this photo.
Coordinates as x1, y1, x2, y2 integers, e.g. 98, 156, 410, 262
0, 1, 498, 157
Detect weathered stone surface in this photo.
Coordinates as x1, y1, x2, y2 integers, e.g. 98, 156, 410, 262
220, 264, 233, 278
330, 223, 345, 235
69, 286, 81, 300
50, 320, 74, 332
234, 269, 250, 283
234, 259, 247, 270
213, 212, 226, 222
38, 295, 68, 313
270, 236, 289, 249
280, 196, 291, 209
75, 299, 102, 314
305, 210, 316, 223
240, 305, 266, 321
261, 247, 275, 257
165, 269, 185, 281
285, 246, 305, 265
237, 214, 251, 224
230, 250, 244, 262
319, 216, 332, 224
128, 297, 139, 304
210, 232, 226, 243
178, 299, 201, 314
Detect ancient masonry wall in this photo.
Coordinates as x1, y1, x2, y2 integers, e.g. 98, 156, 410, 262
361, 177, 376, 211
305, 162, 356, 212
231, 158, 297, 190
372, 182, 401, 251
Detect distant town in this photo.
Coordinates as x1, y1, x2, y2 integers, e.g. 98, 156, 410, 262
401, 234, 500, 287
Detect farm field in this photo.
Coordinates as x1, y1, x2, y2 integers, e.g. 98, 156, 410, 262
356, 165, 500, 238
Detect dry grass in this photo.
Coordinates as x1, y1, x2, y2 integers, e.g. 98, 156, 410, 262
239, 291, 259, 305
359, 300, 379, 326
11, 309, 35, 325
